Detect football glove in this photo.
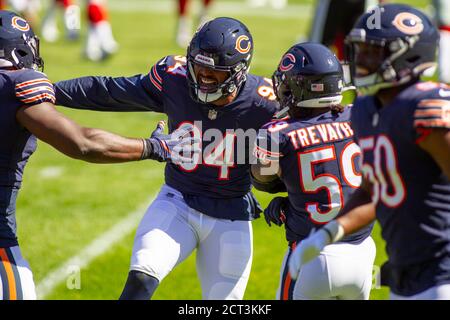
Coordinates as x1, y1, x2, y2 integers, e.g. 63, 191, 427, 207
263, 196, 287, 227
142, 121, 200, 164
288, 220, 345, 280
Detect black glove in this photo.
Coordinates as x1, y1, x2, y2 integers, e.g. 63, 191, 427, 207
263, 197, 287, 227
141, 121, 200, 163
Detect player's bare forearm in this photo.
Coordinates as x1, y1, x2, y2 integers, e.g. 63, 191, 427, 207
74, 128, 144, 163
418, 128, 450, 179
16, 102, 144, 163
336, 179, 376, 235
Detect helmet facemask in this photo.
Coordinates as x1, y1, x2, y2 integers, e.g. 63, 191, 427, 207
185, 17, 253, 104
187, 54, 248, 104
273, 69, 343, 119
345, 27, 436, 95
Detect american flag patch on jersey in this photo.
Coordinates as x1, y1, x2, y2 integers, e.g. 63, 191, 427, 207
414, 99, 450, 129
15, 78, 56, 105
311, 83, 324, 92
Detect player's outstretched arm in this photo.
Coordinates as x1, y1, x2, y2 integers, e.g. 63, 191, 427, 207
418, 128, 450, 180
54, 74, 163, 112
16, 102, 196, 164
288, 178, 376, 280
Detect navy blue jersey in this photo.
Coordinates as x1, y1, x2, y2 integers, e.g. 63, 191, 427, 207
255, 107, 373, 244
55, 55, 279, 220
0, 68, 56, 246
352, 82, 450, 295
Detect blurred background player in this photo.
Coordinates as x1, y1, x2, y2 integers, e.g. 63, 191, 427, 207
252, 42, 375, 300
289, 4, 450, 299
176, 0, 213, 47
0, 0, 41, 30
433, 0, 450, 83
0, 9, 196, 300
41, 0, 80, 42
84, 0, 118, 61
246, 0, 287, 10
41, 0, 118, 61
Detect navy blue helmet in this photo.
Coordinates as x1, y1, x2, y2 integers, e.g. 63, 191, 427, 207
0, 10, 43, 70
186, 17, 253, 103
345, 3, 439, 93
272, 42, 344, 117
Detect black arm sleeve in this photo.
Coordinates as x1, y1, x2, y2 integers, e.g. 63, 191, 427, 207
54, 74, 164, 113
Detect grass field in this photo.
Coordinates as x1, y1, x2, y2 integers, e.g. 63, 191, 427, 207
10, 0, 430, 300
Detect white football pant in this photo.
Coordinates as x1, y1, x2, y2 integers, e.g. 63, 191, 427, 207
277, 236, 376, 300
390, 285, 450, 300
129, 185, 253, 300
0, 246, 36, 300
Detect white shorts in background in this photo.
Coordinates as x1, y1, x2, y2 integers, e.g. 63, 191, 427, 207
130, 185, 253, 300
277, 236, 376, 300
8, 0, 40, 12
0, 245, 36, 300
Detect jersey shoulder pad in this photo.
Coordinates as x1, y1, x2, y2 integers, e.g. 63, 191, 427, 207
412, 82, 450, 130
14, 69, 55, 106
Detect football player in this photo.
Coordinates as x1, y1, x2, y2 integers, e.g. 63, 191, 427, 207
54, 17, 279, 300
252, 42, 375, 300
0, 10, 195, 300
289, 4, 450, 299
176, 0, 213, 47
84, 0, 118, 61
433, 0, 450, 83
41, 0, 117, 62
41, 0, 80, 42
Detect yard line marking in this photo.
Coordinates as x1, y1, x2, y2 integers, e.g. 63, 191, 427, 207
35, 195, 156, 299
107, 0, 312, 19
39, 166, 64, 179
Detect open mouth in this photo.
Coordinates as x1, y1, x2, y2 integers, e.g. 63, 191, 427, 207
198, 76, 218, 93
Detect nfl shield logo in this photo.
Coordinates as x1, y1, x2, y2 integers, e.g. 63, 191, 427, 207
208, 109, 218, 120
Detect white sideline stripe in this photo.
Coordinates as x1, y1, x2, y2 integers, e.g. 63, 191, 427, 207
108, 0, 312, 19
35, 196, 155, 299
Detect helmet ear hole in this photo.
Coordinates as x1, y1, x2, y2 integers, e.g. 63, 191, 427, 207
16, 50, 28, 57
406, 55, 420, 64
